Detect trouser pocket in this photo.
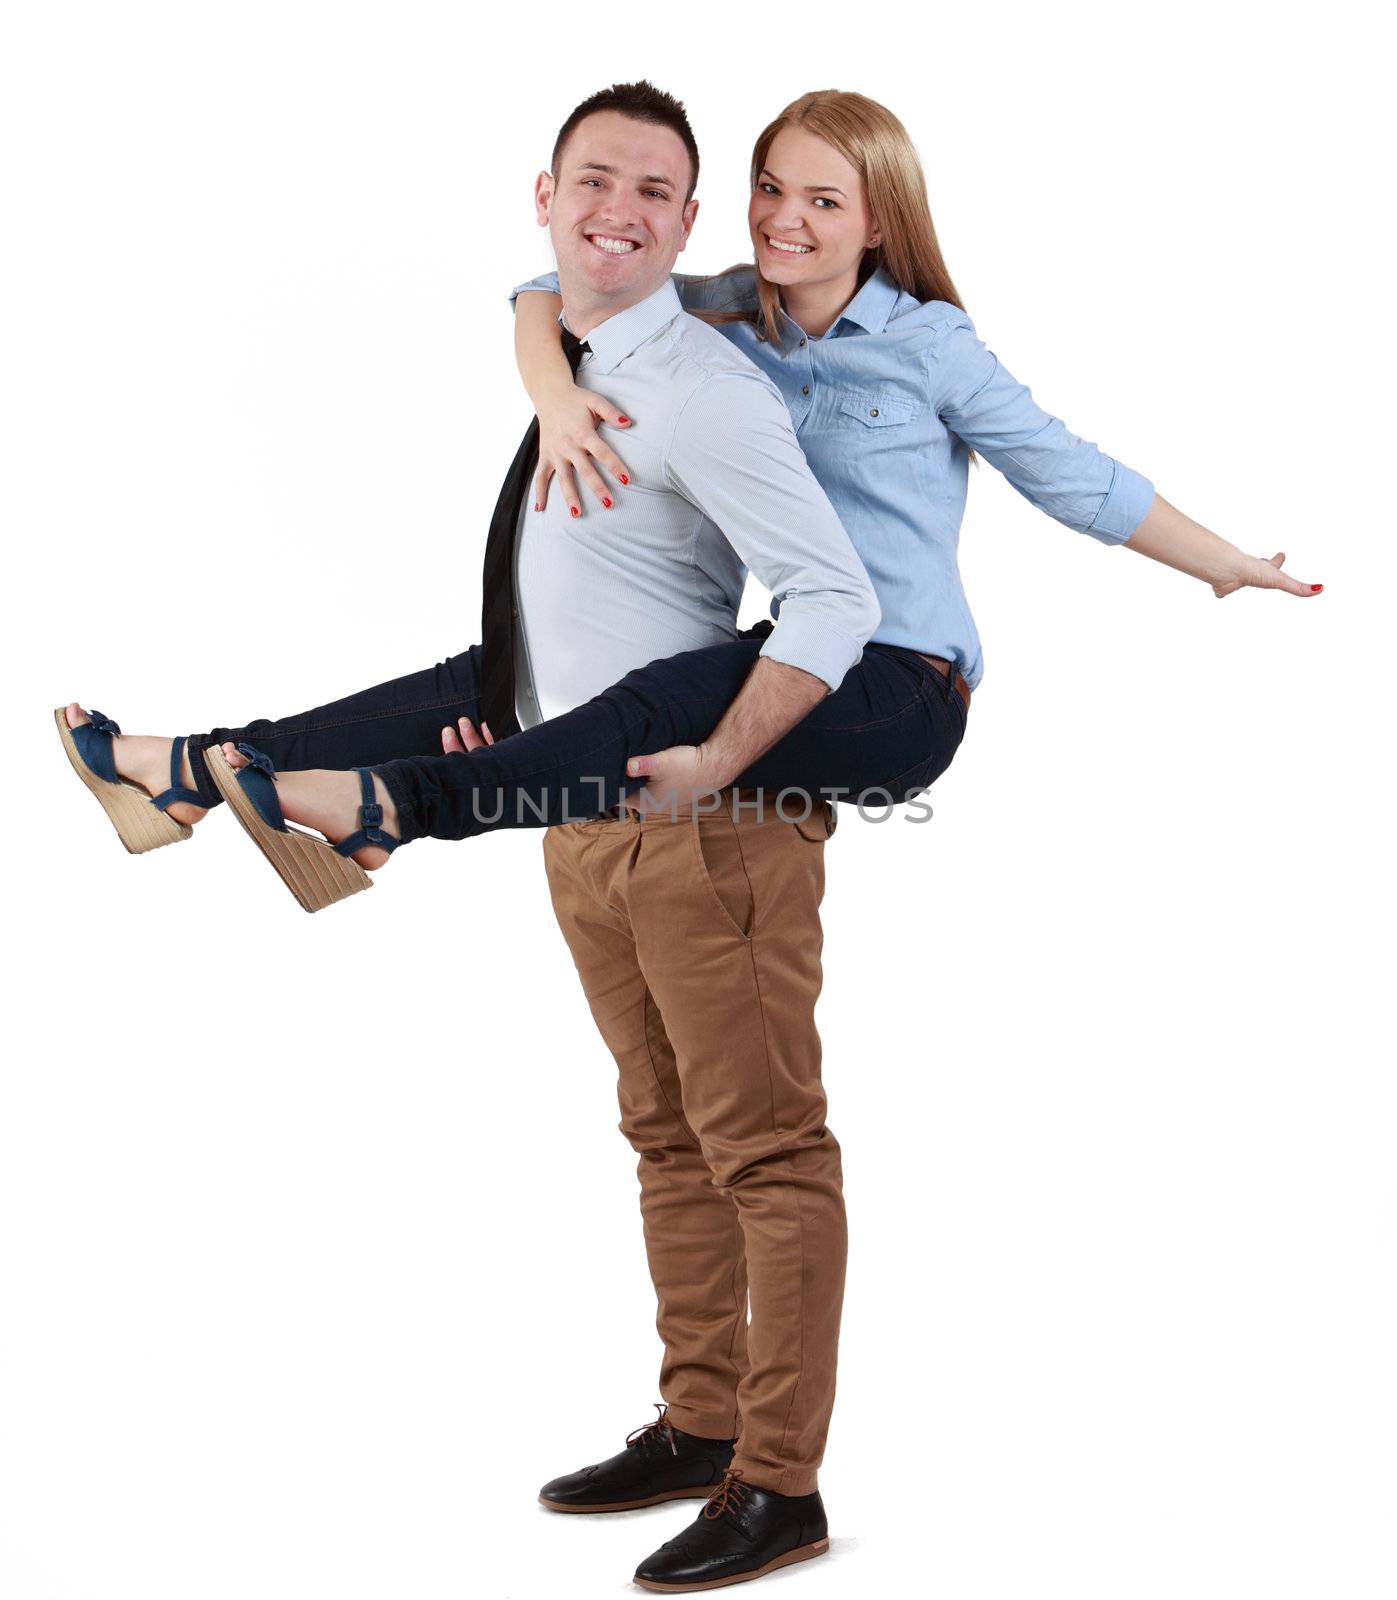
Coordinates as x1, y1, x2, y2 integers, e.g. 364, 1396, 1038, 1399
691, 819, 756, 941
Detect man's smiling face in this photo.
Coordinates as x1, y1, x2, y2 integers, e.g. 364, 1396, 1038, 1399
536, 110, 698, 328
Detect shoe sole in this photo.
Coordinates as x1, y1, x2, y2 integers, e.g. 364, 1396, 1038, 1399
539, 1486, 715, 1514
633, 1537, 830, 1591
202, 742, 372, 914
55, 707, 194, 855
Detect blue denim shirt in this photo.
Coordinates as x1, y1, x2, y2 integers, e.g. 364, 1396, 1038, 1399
511, 266, 1155, 690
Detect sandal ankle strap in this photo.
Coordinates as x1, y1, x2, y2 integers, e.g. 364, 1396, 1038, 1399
333, 768, 400, 857
151, 735, 206, 812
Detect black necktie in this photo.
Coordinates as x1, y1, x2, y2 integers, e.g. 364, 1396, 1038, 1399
479, 329, 589, 737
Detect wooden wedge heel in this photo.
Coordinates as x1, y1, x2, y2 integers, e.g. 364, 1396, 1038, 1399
202, 741, 397, 914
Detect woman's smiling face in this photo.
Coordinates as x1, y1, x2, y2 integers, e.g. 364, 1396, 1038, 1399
748, 124, 880, 295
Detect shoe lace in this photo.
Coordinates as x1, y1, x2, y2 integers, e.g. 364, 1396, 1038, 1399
702, 1466, 751, 1521
625, 1401, 679, 1456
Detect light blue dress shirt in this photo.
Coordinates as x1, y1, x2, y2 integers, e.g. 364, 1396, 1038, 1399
511, 265, 1156, 691
512, 279, 880, 727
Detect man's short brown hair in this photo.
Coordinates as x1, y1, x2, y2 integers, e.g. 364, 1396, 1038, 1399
552, 80, 700, 202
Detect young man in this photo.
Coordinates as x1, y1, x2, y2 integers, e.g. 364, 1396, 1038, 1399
480, 83, 879, 1591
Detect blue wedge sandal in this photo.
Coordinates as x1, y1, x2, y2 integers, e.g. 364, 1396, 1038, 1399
202, 740, 398, 913
55, 707, 205, 854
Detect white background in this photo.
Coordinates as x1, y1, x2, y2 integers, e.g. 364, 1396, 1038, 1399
3, 3, 1393, 1597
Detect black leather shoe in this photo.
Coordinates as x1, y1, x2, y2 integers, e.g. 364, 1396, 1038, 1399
538, 1404, 736, 1513
632, 1467, 829, 1591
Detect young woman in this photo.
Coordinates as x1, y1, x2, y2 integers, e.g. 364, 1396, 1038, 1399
58, 90, 1318, 910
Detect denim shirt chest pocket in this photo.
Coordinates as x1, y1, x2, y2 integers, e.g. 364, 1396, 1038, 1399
837, 391, 923, 429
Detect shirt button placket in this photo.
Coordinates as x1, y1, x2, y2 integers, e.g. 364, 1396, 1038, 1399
786, 328, 814, 425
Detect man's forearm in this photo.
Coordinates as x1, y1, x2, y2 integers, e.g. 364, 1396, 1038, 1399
699, 656, 830, 788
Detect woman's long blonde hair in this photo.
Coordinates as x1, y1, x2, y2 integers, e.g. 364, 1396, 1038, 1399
708, 90, 967, 346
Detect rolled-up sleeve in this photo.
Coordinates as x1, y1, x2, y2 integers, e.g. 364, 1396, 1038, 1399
930, 313, 1155, 544
510, 267, 757, 315
508, 270, 561, 304
672, 266, 759, 314
664, 372, 880, 691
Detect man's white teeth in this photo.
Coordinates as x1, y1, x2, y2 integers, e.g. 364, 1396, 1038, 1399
589, 235, 638, 254
768, 237, 813, 255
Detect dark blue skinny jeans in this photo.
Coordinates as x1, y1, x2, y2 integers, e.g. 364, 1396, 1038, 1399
184, 627, 969, 844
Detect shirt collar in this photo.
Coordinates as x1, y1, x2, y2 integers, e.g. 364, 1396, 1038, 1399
560, 279, 684, 375
825, 266, 900, 336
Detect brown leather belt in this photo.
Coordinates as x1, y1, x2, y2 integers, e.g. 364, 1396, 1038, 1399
915, 652, 972, 715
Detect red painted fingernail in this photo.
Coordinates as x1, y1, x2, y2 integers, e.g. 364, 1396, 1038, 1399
533, 501, 541, 512
619, 473, 630, 484
617, 416, 630, 425
602, 496, 613, 509
1310, 583, 1323, 591
570, 506, 580, 518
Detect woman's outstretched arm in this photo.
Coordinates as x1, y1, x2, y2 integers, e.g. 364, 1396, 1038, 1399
1122, 493, 1322, 597
930, 310, 1320, 599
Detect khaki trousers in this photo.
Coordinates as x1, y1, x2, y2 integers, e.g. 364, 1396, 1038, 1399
541, 792, 847, 1497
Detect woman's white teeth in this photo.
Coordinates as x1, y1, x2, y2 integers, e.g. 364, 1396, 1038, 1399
768, 237, 813, 254
590, 235, 638, 254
